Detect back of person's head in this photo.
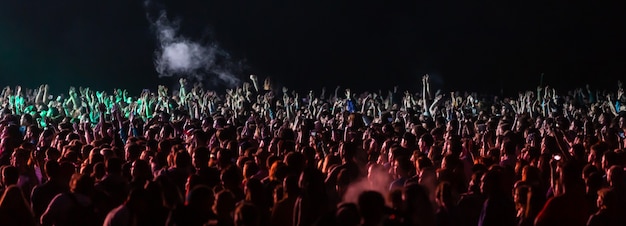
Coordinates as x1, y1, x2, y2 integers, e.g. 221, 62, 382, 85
284, 151, 305, 174
586, 172, 603, 194
269, 161, 288, 182
174, 150, 191, 169
243, 161, 259, 179
234, 202, 259, 226
558, 160, 583, 189
1, 166, 18, 186
582, 164, 599, 180
336, 202, 360, 226
415, 156, 433, 172
92, 162, 106, 180
105, 157, 123, 175
521, 165, 541, 184
193, 146, 210, 168
125, 143, 143, 162
186, 185, 215, 211
602, 151, 619, 172
481, 169, 506, 196
100, 148, 116, 161
357, 191, 386, 224
419, 133, 435, 148
503, 141, 516, 156
402, 132, 416, 148
70, 173, 94, 195
217, 148, 234, 169
0, 185, 30, 214
340, 141, 358, 162
221, 165, 243, 188
403, 182, 433, 216
45, 160, 61, 179
301, 146, 316, 167
131, 159, 152, 181
213, 189, 236, 216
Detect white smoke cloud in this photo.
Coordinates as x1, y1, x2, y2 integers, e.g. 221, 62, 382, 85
145, 3, 242, 88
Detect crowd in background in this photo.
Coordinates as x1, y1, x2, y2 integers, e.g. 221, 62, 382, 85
0, 74, 625, 226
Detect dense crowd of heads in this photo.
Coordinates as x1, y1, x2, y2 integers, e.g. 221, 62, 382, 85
0, 75, 625, 226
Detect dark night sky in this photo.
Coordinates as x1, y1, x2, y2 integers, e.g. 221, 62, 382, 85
0, 0, 625, 96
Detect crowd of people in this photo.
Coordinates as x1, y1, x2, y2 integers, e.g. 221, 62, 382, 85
0, 74, 625, 226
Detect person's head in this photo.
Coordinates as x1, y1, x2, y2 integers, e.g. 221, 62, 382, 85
513, 184, 530, 209
367, 163, 390, 187
284, 151, 305, 174
186, 185, 215, 213
243, 160, 259, 180
607, 165, 625, 188
131, 160, 152, 182
11, 148, 30, 168
45, 160, 61, 179
586, 172, 603, 194
589, 142, 609, 168
0, 185, 31, 214
193, 146, 210, 169
597, 188, 617, 210
105, 157, 123, 175
340, 141, 358, 163
234, 202, 259, 226
221, 165, 243, 189
481, 169, 505, 196
1, 166, 18, 186
70, 173, 94, 195
602, 151, 619, 173
174, 150, 192, 169
393, 157, 413, 178
216, 148, 233, 169
336, 202, 360, 226
557, 160, 583, 192
269, 160, 288, 182
92, 162, 106, 180
20, 114, 33, 127
213, 189, 236, 217
401, 132, 416, 149
125, 143, 143, 162
357, 191, 386, 225
521, 165, 540, 184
